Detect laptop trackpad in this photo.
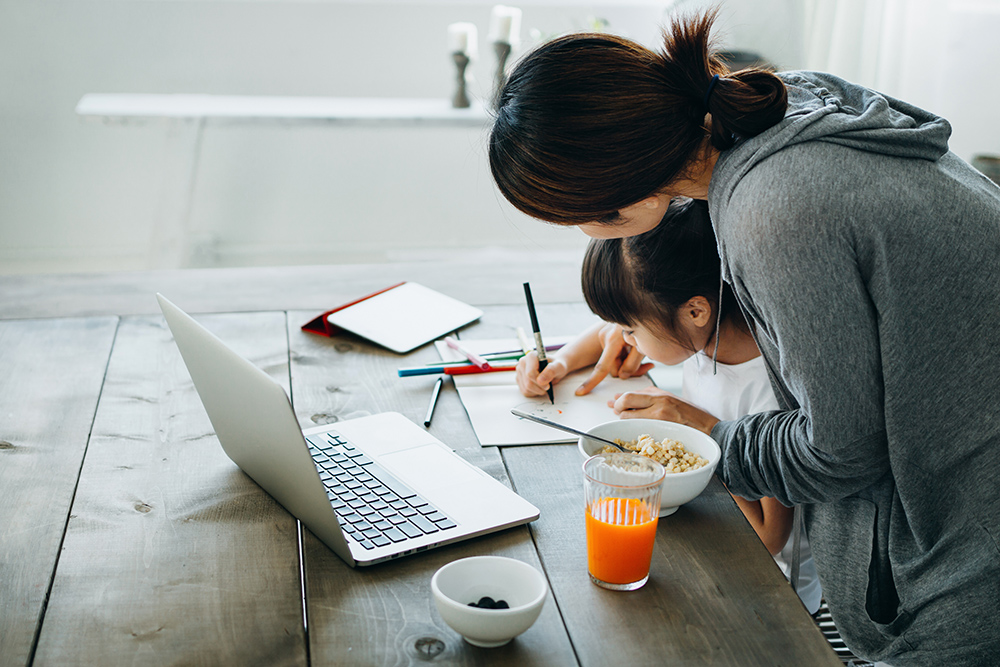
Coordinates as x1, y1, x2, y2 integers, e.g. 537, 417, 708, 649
379, 445, 483, 492
332, 413, 437, 456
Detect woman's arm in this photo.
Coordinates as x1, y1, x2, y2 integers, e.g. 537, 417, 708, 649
713, 158, 892, 505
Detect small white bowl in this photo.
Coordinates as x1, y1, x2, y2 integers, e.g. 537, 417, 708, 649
578, 419, 721, 515
431, 556, 548, 648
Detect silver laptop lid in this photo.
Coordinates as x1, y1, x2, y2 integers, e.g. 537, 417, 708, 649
157, 293, 356, 566
156, 294, 539, 567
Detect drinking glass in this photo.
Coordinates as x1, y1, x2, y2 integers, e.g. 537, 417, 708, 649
583, 452, 665, 591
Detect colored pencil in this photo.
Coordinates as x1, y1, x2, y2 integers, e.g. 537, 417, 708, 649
444, 336, 490, 370
444, 364, 517, 376
398, 362, 518, 377
398, 365, 453, 377
422, 351, 524, 367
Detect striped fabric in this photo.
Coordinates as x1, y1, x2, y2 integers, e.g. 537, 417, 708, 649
812, 600, 876, 667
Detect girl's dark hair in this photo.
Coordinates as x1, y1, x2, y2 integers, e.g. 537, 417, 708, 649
581, 198, 745, 349
489, 9, 787, 224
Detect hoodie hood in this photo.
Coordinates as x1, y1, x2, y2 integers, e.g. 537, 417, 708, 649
709, 70, 952, 221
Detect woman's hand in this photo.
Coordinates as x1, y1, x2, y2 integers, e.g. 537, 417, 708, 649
575, 323, 655, 396
610, 387, 720, 435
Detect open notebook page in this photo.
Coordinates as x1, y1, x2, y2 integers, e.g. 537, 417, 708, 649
435, 337, 654, 447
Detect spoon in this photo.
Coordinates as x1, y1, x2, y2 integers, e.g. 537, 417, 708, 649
509, 409, 629, 452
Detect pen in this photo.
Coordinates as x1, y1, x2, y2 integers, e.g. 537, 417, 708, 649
444, 336, 491, 370
423, 377, 444, 427
523, 282, 554, 404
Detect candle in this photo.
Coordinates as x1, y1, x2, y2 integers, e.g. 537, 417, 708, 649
488, 5, 522, 46
447, 22, 478, 58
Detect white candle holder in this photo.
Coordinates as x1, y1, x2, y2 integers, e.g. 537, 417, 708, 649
493, 40, 512, 102
452, 52, 471, 109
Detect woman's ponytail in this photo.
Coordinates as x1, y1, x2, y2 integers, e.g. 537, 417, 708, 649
659, 9, 788, 150
489, 9, 787, 224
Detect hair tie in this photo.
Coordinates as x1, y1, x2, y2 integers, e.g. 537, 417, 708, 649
702, 74, 720, 111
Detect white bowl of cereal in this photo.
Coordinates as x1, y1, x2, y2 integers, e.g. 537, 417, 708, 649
578, 419, 721, 515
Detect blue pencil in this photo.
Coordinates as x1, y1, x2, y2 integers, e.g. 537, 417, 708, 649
398, 365, 450, 377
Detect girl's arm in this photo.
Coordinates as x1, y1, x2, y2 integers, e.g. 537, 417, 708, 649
609, 387, 720, 435
730, 495, 793, 556
516, 321, 652, 398
516, 321, 604, 397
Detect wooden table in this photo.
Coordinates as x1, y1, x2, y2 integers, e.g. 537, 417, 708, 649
0, 261, 841, 666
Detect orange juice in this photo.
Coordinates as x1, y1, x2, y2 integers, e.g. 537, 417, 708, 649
586, 497, 659, 585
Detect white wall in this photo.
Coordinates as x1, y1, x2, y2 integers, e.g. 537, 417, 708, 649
801, 0, 1000, 170
0, 0, 805, 275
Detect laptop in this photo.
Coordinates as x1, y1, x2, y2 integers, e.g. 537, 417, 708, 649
156, 294, 539, 567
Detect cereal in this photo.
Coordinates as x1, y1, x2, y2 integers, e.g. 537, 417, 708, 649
601, 434, 708, 473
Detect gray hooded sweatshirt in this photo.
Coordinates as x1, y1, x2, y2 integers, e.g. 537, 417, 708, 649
708, 71, 1000, 666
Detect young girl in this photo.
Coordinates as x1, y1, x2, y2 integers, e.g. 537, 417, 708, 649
516, 198, 822, 613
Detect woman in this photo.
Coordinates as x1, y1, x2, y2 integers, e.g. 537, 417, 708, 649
489, 11, 1000, 667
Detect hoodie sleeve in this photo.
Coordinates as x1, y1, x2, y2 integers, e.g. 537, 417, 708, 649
711, 142, 893, 506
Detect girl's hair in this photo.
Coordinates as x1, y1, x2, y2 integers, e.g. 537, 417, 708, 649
581, 198, 745, 350
489, 9, 787, 224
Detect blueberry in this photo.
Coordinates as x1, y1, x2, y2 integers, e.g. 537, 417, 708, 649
467, 596, 509, 609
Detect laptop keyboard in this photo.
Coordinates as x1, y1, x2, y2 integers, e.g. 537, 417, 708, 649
306, 433, 457, 551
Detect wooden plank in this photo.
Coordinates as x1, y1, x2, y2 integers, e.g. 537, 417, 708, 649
0, 317, 117, 667
0, 256, 585, 320
504, 444, 842, 667
287, 309, 579, 665
32, 313, 307, 666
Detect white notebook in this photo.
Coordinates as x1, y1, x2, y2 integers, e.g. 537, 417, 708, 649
435, 337, 653, 447
327, 282, 483, 354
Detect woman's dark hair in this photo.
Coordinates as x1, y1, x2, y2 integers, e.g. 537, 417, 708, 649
581, 198, 745, 350
489, 9, 787, 224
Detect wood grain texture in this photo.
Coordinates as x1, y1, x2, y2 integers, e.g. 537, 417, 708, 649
32, 313, 307, 666
0, 317, 118, 667
287, 309, 579, 666
2, 274, 845, 665
0, 255, 585, 320
503, 444, 842, 667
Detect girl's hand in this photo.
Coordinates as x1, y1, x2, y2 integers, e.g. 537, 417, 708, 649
575, 323, 655, 396
515, 351, 571, 397
610, 387, 720, 435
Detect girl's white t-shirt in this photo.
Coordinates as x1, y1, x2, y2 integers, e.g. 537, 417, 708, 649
682, 352, 823, 614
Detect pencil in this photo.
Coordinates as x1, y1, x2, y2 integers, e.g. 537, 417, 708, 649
443, 364, 517, 376
422, 349, 557, 366
423, 376, 444, 427
522, 282, 554, 404
398, 362, 518, 377
399, 365, 451, 377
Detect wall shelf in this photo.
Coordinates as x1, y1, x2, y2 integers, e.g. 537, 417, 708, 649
75, 94, 492, 269
75, 94, 491, 126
